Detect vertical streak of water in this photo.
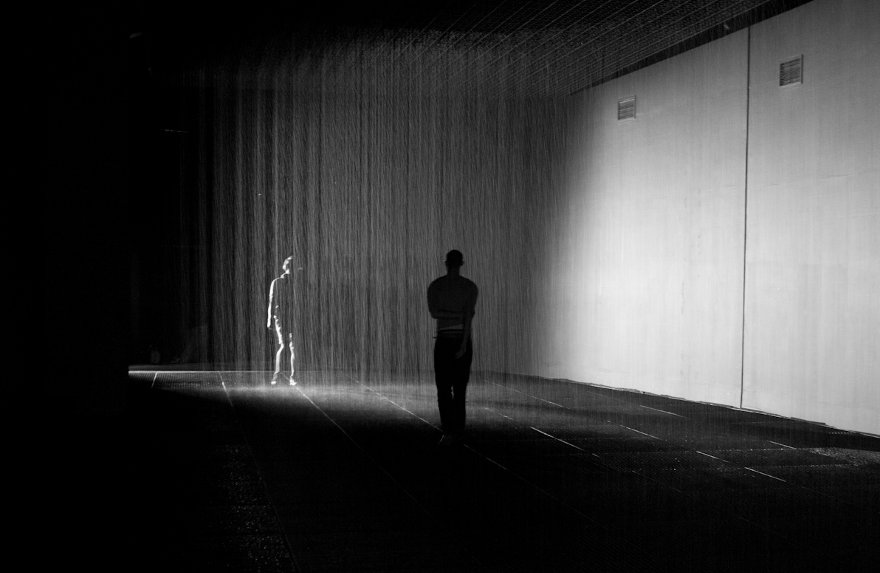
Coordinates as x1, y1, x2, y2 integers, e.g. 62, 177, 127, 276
191, 31, 571, 384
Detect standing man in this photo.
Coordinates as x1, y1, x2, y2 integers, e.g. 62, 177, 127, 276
427, 249, 478, 446
267, 256, 300, 386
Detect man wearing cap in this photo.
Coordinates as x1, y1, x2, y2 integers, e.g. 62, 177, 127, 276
427, 249, 479, 446
267, 256, 301, 385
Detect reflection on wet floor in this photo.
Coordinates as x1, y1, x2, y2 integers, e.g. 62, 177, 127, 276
128, 370, 880, 572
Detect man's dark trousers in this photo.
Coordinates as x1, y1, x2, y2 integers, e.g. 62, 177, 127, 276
434, 335, 473, 434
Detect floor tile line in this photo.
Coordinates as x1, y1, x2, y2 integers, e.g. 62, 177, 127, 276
744, 467, 787, 482
529, 426, 586, 452
481, 382, 798, 543
482, 406, 514, 421
695, 450, 729, 462
482, 381, 813, 510
290, 378, 490, 570
490, 381, 567, 408
291, 381, 484, 546
768, 440, 796, 449
639, 405, 687, 418
619, 425, 660, 439
355, 381, 641, 547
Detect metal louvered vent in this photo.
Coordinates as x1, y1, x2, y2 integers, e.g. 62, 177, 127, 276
618, 96, 636, 120
779, 56, 803, 86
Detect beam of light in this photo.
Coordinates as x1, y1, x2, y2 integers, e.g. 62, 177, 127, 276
136, 0, 878, 436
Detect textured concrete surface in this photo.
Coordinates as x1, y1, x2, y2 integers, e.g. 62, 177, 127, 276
547, 0, 879, 434
124, 369, 879, 572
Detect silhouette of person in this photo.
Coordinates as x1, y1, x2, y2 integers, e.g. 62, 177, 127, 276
427, 249, 478, 446
267, 256, 300, 385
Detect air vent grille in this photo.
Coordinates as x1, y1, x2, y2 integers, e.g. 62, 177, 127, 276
779, 56, 803, 86
618, 96, 636, 120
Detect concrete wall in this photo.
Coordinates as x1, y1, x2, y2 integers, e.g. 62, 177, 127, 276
550, 0, 879, 434
743, 0, 880, 433
542, 30, 749, 406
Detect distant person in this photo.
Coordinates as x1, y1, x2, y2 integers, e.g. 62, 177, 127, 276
427, 249, 478, 447
267, 256, 300, 385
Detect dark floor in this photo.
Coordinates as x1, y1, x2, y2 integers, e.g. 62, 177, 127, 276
124, 369, 879, 572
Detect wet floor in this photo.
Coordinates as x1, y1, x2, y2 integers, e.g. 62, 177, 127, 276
125, 370, 880, 572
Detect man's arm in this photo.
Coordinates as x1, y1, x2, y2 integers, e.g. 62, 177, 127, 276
428, 284, 462, 320
457, 312, 473, 358
267, 280, 275, 329
456, 284, 478, 357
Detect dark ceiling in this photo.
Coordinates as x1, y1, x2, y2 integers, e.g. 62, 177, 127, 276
132, 0, 813, 96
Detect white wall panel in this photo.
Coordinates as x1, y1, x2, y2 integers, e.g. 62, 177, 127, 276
744, 0, 880, 434
542, 0, 879, 434
543, 31, 749, 406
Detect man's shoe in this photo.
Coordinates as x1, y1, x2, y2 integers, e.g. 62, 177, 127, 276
289, 375, 297, 386
270, 373, 281, 385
